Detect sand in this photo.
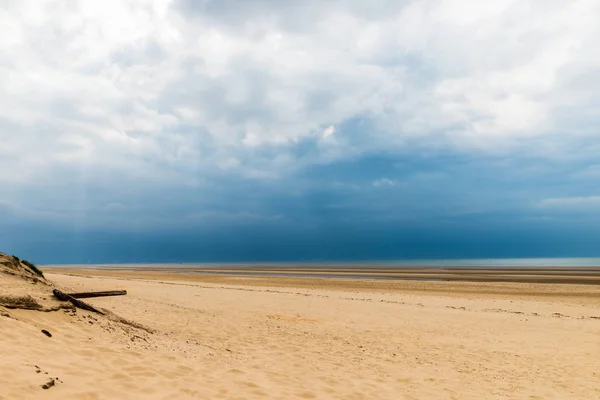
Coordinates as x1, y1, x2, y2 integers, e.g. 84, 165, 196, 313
2, 267, 600, 399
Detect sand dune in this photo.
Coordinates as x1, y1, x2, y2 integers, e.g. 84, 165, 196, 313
2, 264, 600, 399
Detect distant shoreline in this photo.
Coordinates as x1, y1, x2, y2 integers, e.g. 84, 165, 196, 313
45, 264, 600, 285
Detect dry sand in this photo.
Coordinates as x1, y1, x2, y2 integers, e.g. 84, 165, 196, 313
2, 266, 600, 399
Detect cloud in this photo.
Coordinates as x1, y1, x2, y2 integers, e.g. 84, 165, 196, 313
372, 178, 395, 188
538, 196, 600, 208
571, 165, 600, 180
2, 0, 599, 184
322, 125, 335, 139
2, 0, 600, 258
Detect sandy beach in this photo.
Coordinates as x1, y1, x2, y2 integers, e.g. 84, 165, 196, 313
2, 266, 600, 399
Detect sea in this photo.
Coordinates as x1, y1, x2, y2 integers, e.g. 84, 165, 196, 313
46, 257, 600, 268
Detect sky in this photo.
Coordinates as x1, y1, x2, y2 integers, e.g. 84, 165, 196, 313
1, 0, 600, 263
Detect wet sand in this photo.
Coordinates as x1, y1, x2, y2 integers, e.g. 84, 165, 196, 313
48, 264, 600, 285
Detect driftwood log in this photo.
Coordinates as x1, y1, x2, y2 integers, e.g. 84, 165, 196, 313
68, 290, 127, 299
52, 289, 105, 315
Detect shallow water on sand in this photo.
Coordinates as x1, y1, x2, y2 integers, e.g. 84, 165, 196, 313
190, 271, 442, 281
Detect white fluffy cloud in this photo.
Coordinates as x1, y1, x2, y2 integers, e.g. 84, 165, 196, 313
1, 0, 600, 186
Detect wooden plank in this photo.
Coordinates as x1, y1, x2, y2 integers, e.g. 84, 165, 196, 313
68, 290, 127, 299
52, 289, 104, 315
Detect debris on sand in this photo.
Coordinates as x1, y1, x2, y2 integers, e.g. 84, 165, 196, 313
1, 251, 156, 396
41, 378, 59, 390
1, 252, 152, 333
